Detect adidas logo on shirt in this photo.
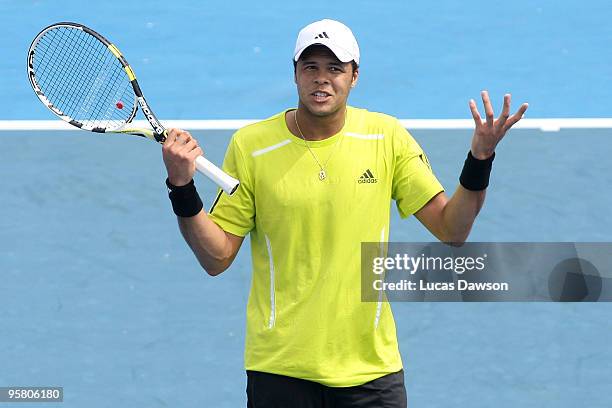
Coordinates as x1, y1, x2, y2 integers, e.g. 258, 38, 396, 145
358, 169, 378, 184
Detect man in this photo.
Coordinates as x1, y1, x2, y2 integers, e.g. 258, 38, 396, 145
162, 19, 528, 407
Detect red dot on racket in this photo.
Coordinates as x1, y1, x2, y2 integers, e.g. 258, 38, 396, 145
116, 101, 124, 109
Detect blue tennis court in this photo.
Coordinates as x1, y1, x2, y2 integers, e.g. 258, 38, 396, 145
2, 128, 611, 407
1, 0, 611, 406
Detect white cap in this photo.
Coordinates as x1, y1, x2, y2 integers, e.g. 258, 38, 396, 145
293, 19, 360, 65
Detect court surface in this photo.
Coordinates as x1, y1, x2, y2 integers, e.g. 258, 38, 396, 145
1, 128, 610, 407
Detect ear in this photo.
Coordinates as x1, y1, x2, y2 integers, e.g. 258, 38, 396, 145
351, 67, 359, 88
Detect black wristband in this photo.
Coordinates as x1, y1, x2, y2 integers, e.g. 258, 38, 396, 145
459, 151, 495, 191
165, 178, 204, 217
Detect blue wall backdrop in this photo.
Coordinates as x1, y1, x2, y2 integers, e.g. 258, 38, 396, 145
2, 0, 612, 119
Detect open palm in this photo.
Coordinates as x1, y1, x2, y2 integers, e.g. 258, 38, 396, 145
469, 90, 529, 159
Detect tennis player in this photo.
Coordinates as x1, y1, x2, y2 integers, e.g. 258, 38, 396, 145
162, 19, 528, 407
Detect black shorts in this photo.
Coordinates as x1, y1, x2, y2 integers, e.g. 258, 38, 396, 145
246, 369, 407, 408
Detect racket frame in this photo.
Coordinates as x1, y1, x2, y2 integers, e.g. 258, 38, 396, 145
27, 21, 165, 142
27, 22, 240, 195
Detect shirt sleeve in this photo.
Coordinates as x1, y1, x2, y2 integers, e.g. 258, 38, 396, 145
207, 134, 255, 236
391, 120, 445, 218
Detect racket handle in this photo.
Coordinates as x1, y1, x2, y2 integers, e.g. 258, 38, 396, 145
195, 155, 240, 196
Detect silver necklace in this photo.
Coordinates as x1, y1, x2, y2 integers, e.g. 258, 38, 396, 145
294, 110, 344, 181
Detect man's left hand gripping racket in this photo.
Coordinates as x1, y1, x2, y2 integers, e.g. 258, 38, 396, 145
27, 22, 239, 196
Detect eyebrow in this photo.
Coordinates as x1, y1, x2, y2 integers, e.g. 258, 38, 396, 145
301, 60, 344, 67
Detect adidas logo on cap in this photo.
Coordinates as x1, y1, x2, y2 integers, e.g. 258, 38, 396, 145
358, 169, 378, 184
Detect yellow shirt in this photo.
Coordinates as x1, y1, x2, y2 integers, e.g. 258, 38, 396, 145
209, 106, 444, 386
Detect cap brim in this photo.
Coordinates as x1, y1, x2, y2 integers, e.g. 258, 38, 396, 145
293, 40, 354, 63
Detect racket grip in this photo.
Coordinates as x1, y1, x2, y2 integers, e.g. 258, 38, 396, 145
195, 155, 240, 196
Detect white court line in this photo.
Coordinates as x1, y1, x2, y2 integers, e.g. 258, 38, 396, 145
398, 118, 612, 132
1, 119, 612, 132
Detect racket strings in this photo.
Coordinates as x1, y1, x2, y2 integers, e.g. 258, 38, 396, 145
37, 29, 106, 117
36, 28, 126, 129
39, 27, 133, 129
53, 30, 107, 120
37, 29, 103, 121
32, 26, 135, 130
38, 27, 132, 128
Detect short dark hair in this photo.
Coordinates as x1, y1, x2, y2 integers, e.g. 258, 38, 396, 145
293, 44, 359, 73
293, 59, 359, 74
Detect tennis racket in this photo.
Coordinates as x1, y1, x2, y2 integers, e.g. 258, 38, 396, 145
27, 22, 239, 196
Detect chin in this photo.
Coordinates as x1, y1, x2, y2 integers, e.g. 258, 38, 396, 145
304, 103, 342, 117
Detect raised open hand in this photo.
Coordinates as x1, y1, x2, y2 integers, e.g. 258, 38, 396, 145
469, 90, 528, 159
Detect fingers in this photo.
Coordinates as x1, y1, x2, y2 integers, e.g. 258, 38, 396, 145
504, 102, 529, 129
470, 90, 497, 128
162, 129, 176, 147
186, 140, 203, 157
470, 92, 527, 129
189, 146, 204, 161
163, 128, 185, 149
165, 128, 191, 143
172, 128, 192, 146
481, 90, 494, 128
162, 128, 204, 186
497, 94, 511, 128
469, 99, 482, 126
164, 128, 197, 151
162, 128, 204, 160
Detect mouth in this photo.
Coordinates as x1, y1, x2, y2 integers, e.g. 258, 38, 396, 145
311, 91, 332, 103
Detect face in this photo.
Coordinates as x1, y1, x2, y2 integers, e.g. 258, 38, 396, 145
294, 46, 358, 117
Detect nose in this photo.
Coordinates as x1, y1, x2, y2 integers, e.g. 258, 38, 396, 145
314, 74, 330, 85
